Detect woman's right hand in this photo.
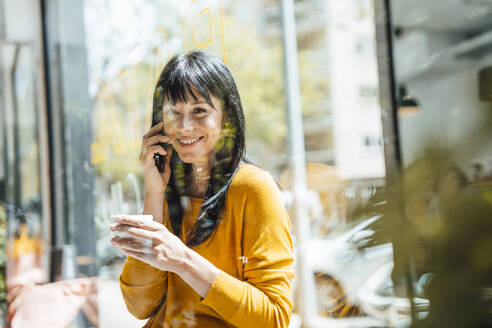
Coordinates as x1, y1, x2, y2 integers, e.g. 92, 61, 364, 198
139, 122, 172, 194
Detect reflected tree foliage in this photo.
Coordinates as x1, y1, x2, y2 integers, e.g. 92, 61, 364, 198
358, 142, 492, 326
90, 13, 328, 190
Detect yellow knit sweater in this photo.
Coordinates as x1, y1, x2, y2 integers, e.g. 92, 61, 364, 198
119, 164, 295, 328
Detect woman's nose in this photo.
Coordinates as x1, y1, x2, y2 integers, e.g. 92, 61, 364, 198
178, 115, 194, 132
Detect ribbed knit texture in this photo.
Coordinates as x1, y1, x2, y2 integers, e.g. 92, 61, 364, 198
120, 164, 295, 328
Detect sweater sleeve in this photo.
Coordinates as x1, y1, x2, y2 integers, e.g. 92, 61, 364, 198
119, 203, 169, 320
200, 170, 295, 328
120, 257, 168, 320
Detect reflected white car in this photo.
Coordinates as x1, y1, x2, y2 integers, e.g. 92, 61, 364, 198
301, 216, 394, 317
358, 262, 430, 327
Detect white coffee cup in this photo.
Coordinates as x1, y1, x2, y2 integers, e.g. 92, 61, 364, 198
110, 214, 154, 248
109, 214, 153, 224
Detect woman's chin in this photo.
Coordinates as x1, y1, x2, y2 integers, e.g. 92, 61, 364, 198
180, 157, 196, 164
176, 153, 208, 164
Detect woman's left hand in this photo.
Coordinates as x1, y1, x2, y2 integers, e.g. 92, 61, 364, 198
110, 216, 188, 274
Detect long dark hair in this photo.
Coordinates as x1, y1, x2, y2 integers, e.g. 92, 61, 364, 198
152, 51, 246, 247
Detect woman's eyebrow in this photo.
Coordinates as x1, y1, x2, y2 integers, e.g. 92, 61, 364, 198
191, 100, 208, 105
192, 100, 216, 109
164, 101, 216, 109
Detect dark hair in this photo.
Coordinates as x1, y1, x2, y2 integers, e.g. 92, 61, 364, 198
152, 51, 246, 247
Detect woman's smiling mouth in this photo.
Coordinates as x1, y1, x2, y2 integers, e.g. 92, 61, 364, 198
178, 136, 203, 145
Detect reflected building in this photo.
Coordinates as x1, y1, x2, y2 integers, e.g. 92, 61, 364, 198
326, 0, 385, 180
391, 0, 492, 180
260, 0, 385, 181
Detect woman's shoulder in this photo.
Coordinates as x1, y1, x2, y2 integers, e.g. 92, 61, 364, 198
229, 163, 280, 195
228, 164, 289, 225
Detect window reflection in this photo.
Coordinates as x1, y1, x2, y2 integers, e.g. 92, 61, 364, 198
84, 0, 387, 326
382, 0, 492, 327
0, 0, 487, 325
0, 2, 46, 323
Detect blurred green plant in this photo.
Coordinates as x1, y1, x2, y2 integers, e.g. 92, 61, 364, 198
404, 151, 492, 328
356, 147, 492, 327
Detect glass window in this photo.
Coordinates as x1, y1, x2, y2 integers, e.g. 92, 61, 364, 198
2, 0, 392, 326
84, 0, 387, 325
0, 1, 47, 325
385, 0, 492, 327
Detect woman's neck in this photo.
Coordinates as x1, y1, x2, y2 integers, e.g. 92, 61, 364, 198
188, 160, 212, 198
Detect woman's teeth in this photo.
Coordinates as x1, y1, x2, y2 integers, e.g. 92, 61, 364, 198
179, 137, 201, 144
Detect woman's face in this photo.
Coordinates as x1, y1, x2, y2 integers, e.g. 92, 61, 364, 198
162, 88, 223, 164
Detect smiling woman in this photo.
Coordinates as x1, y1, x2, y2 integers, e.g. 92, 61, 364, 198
162, 91, 223, 166
110, 51, 295, 328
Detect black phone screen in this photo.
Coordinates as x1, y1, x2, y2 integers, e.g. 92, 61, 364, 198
151, 111, 168, 173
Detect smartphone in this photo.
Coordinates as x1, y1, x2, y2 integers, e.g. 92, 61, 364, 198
151, 111, 169, 173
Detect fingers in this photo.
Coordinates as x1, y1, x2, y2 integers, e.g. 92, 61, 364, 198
109, 222, 118, 232
114, 215, 163, 231
7, 282, 35, 318
143, 122, 164, 139
110, 222, 139, 238
142, 145, 167, 165
147, 144, 167, 155
120, 248, 154, 263
142, 135, 169, 150
127, 227, 161, 240
139, 136, 169, 161
62, 279, 91, 297
111, 236, 154, 254
7, 284, 24, 304
8, 287, 26, 320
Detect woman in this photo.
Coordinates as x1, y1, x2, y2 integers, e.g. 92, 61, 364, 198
110, 51, 294, 328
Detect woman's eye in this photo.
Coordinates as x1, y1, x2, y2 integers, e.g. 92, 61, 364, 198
164, 110, 179, 120
193, 108, 208, 116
